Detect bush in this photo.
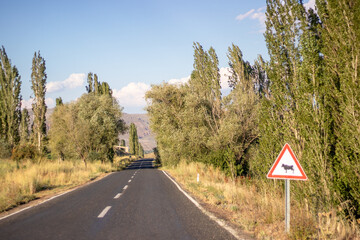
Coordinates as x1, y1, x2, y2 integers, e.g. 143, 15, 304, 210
0, 138, 12, 159
11, 144, 39, 161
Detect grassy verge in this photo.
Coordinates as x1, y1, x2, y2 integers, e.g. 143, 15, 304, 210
164, 161, 359, 240
0, 159, 117, 213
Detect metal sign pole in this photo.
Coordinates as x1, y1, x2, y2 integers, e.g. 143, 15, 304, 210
285, 179, 290, 233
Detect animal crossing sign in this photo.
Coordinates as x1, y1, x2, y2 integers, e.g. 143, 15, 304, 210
267, 143, 307, 180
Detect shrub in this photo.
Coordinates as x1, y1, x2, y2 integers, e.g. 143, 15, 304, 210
0, 138, 12, 159
11, 144, 39, 161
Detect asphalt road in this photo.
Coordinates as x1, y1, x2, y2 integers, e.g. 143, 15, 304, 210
0, 159, 238, 240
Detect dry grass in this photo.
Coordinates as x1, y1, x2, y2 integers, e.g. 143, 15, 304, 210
0, 159, 115, 212
113, 156, 134, 169
164, 161, 360, 240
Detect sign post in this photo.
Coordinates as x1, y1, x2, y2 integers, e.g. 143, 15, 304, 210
285, 179, 290, 232
267, 143, 307, 233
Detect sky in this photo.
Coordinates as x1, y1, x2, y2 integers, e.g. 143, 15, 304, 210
0, 0, 315, 113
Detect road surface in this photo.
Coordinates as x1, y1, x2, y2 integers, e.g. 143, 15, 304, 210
0, 159, 240, 240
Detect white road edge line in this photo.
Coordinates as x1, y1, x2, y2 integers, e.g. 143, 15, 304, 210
0, 172, 115, 221
97, 206, 112, 218
162, 170, 242, 240
114, 193, 122, 199
123, 185, 128, 190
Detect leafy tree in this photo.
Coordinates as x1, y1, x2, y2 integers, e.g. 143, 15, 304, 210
19, 108, 30, 144
120, 139, 125, 147
31, 51, 47, 152
146, 83, 188, 166
49, 93, 126, 166
0, 46, 22, 146
86, 72, 93, 93
85, 72, 112, 96
55, 97, 63, 106
129, 123, 140, 156
317, 0, 360, 218
138, 144, 144, 158
94, 74, 100, 95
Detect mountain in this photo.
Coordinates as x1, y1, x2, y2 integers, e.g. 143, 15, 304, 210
119, 113, 156, 152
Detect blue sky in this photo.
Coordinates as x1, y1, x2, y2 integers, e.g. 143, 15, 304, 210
0, 0, 314, 113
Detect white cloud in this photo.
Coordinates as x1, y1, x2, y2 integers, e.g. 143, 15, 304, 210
166, 68, 232, 90
236, 7, 266, 32
304, 0, 316, 11
112, 82, 151, 109
219, 67, 232, 90
168, 76, 190, 86
111, 69, 233, 113
236, 9, 255, 21
45, 98, 55, 108
21, 98, 33, 109
21, 97, 55, 109
46, 73, 85, 93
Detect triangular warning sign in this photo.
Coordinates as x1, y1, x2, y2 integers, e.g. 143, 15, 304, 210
267, 143, 307, 180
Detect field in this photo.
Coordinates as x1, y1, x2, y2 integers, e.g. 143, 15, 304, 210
0, 158, 130, 213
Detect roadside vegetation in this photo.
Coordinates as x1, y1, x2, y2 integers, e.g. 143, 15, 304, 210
165, 161, 359, 239
0, 159, 115, 213
147, 0, 360, 239
0, 46, 134, 212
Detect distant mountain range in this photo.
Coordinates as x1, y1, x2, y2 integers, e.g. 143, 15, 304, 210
29, 109, 156, 151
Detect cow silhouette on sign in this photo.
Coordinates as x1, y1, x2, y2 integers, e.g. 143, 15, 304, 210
281, 164, 294, 173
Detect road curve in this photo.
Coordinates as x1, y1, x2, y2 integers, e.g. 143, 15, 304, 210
0, 159, 240, 240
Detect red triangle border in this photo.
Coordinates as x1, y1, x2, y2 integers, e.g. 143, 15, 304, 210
267, 143, 307, 180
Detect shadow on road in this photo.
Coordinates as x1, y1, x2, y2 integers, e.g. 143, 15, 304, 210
126, 158, 156, 170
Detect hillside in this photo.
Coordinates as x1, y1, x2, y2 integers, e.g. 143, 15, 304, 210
119, 113, 156, 152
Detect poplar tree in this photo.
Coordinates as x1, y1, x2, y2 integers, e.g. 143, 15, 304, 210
56, 97, 63, 106
94, 74, 99, 95
19, 108, 30, 144
129, 123, 139, 155
86, 72, 93, 93
31, 51, 47, 152
317, 0, 360, 218
0, 46, 22, 146
138, 144, 144, 158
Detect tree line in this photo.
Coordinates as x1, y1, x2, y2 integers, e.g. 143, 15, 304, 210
146, 0, 359, 223
0, 47, 127, 165
0, 49, 47, 157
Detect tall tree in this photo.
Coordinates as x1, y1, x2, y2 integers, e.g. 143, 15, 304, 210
19, 108, 30, 144
94, 74, 99, 95
317, 0, 360, 218
128, 123, 140, 156
138, 144, 144, 158
31, 51, 47, 151
56, 97, 63, 106
101, 82, 112, 96
0, 46, 22, 146
86, 72, 93, 93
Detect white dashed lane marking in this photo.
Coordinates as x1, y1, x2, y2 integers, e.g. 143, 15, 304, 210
123, 185, 128, 190
98, 206, 112, 218
128, 180, 131, 183
114, 193, 122, 199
